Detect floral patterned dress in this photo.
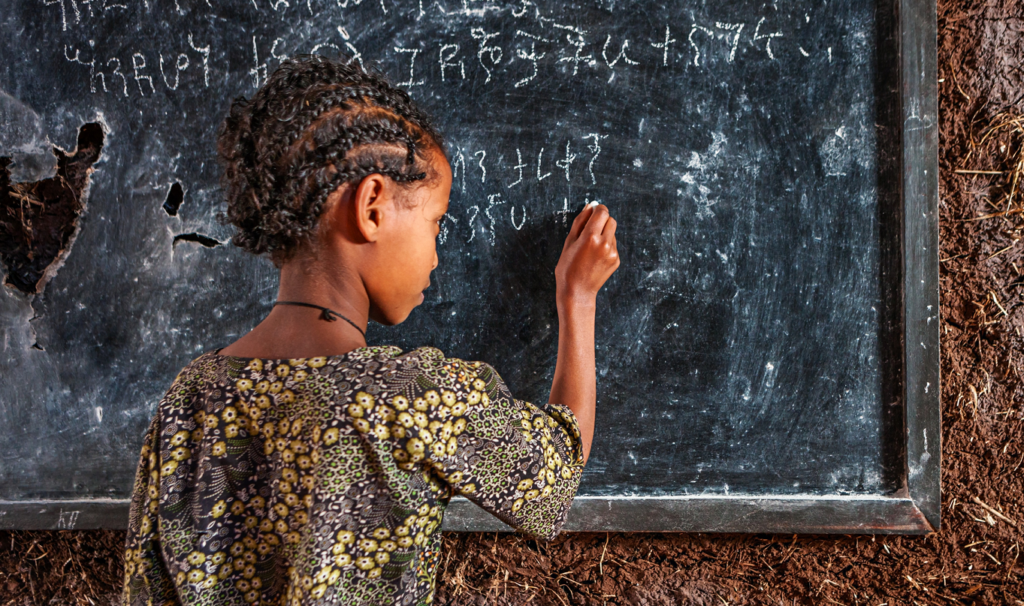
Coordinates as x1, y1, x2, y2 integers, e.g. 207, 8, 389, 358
122, 345, 584, 606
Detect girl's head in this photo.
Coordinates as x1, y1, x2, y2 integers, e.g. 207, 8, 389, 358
217, 54, 452, 325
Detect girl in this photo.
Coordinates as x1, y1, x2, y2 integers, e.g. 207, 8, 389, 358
122, 54, 619, 606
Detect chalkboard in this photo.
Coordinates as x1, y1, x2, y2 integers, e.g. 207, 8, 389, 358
0, 0, 938, 533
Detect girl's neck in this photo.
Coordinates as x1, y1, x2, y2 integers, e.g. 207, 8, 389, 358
218, 257, 370, 359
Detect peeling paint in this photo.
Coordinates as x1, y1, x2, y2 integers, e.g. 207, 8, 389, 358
172, 232, 222, 248
163, 182, 184, 216
0, 122, 104, 295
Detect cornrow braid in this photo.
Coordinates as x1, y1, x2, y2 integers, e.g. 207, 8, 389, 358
216, 53, 445, 266
280, 87, 425, 178
275, 119, 425, 221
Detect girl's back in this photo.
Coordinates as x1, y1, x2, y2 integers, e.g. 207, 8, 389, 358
124, 346, 582, 604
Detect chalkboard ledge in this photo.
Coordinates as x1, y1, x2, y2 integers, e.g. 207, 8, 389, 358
0, 496, 934, 535
446, 496, 935, 535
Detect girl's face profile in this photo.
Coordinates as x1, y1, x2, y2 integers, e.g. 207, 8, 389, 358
366, 149, 452, 326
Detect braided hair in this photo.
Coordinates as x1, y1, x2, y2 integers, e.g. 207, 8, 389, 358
216, 54, 446, 266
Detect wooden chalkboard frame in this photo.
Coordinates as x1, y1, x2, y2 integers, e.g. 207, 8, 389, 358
0, 0, 939, 535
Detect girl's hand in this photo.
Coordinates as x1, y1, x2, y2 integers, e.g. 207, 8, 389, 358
554, 203, 620, 305
549, 203, 618, 464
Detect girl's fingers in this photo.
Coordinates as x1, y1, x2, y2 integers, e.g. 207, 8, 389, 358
583, 205, 611, 236
569, 204, 595, 240
603, 217, 617, 236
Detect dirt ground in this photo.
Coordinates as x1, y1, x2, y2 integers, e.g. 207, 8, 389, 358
2, 1, 1023, 604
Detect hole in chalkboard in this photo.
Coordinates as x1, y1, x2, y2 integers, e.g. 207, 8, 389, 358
0, 122, 105, 295
173, 232, 222, 248
163, 182, 184, 216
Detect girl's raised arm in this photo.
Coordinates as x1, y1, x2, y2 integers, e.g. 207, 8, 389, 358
549, 203, 620, 465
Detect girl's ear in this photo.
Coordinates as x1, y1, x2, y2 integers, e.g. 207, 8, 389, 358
352, 174, 389, 243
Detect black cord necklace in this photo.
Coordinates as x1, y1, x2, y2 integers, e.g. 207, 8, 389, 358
273, 301, 366, 339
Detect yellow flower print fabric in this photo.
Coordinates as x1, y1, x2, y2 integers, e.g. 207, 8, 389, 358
122, 345, 584, 606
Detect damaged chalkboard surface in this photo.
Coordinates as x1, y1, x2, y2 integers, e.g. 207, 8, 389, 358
0, 0, 938, 533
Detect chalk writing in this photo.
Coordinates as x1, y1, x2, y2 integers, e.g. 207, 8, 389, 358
689, 21, 747, 66
584, 133, 606, 185
684, 17, 787, 66
57, 509, 80, 530
79, 0, 130, 16
43, 0, 79, 32
510, 0, 534, 19
473, 150, 487, 183
554, 23, 592, 76
439, 44, 465, 81
309, 41, 340, 55
81, 0, 106, 17
445, 136, 606, 212
716, 22, 744, 63
514, 31, 548, 88
58, 34, 210, 98
335, 27, 363, 68
64, 45, 104, 94
106, 57, 127, 96
431, 134, 616, 246
190, 35, 210, 86
537, 148, 551, 181
510, 205, 526, 230
452, 150, 467, 193
158, 53, 189, 90
470, 28, 502, 84
688, 24, 712, 67
651, 25, 676, 66
131, 53, 155, 95
438, 212, 458, 245
752, 17, 783, 60
47, 1, 814, 255
250, 35, 267, 88
556, 197, 572, 226
394, 46, 424, 87
602, 35, 637, 69
48, 0, 815, 106
484, 193, 505, 245
465, 204, 479, 242
601, 35, 638, 82
555, 141, 576, 181
510, 149, 525, 187
269, 37, 288, 63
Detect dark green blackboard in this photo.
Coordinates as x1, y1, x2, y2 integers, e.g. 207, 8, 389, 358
0, 0, 939, 533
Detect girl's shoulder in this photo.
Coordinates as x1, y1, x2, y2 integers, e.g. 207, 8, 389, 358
176, 344, 484, 371
388, 347, 509, 400
156, 351, 230, 409
392, 345, 471, 365
154, 345, 502, 412
392, 346, 499, 376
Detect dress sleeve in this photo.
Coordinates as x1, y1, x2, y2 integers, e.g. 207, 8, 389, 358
122, 414, 179, 606
387, 349, 585, 541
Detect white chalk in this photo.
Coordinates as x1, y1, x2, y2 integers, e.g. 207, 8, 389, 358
587, 201, 599, 208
